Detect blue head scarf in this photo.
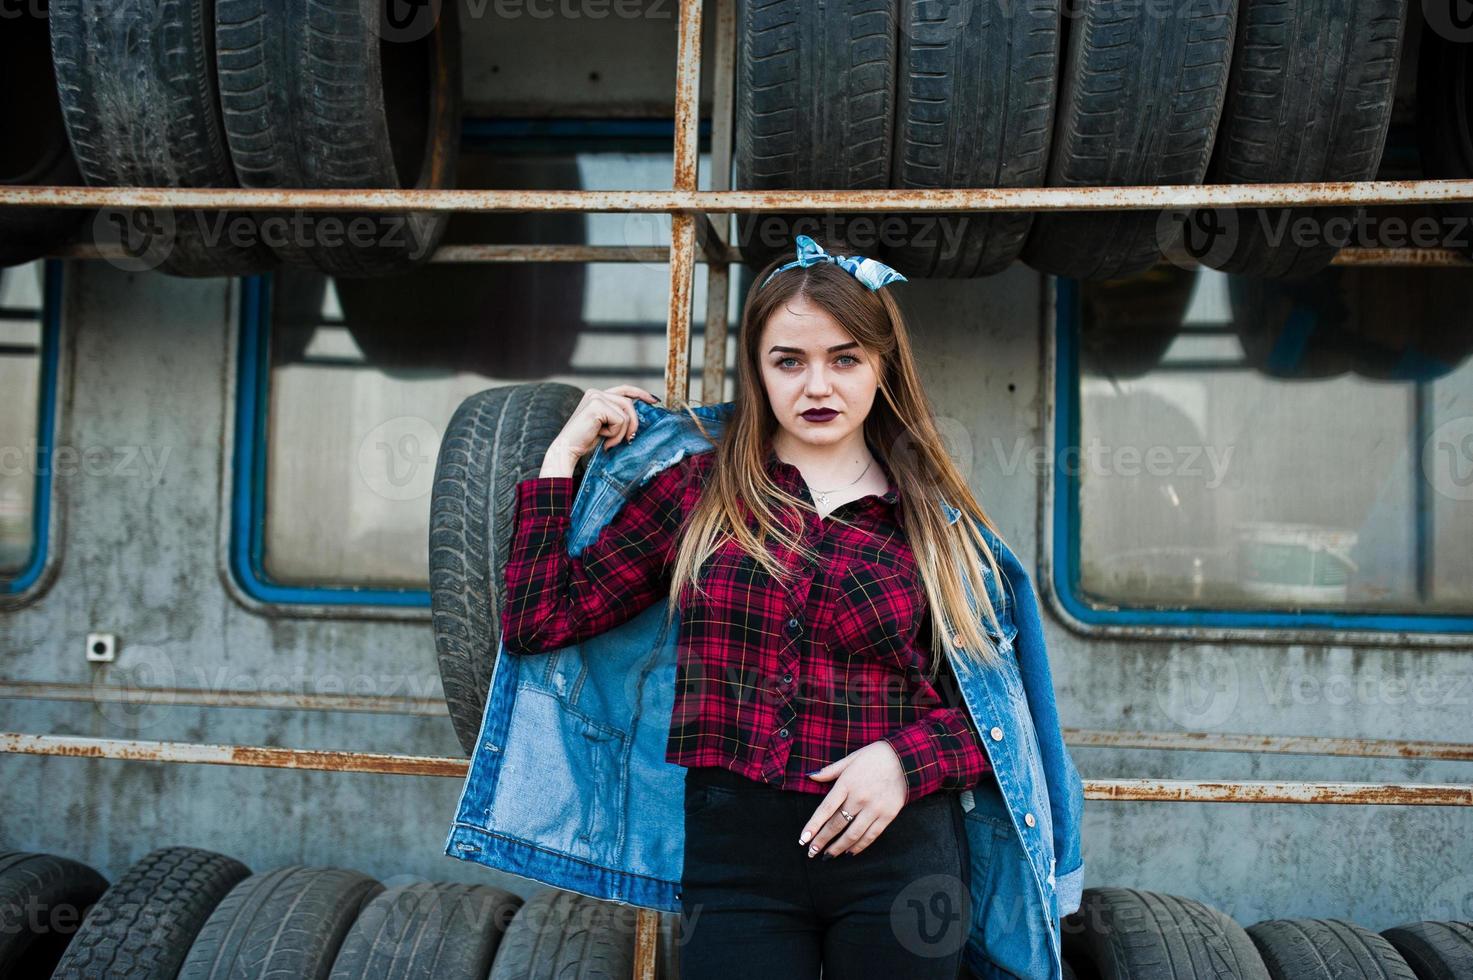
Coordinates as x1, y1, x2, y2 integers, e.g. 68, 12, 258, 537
760, 234, 908, 292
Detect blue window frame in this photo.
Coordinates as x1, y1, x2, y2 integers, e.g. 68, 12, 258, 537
229, 117, 739, 609
1051, 271, 1473, 635
1, 259, 63, 597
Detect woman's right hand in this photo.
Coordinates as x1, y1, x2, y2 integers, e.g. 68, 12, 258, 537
545, 384, 662, 470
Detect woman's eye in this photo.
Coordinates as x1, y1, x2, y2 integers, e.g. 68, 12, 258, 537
776, 355, 859, 370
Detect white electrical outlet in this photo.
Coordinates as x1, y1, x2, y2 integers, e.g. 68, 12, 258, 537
85, 632, 116, 662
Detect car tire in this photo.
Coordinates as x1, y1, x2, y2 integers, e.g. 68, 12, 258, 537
487, 889, 634, 980
732, 0, 897, 266
1193, 0, 1409, 278
1247, 918, 1418, 979
215, 0, 462, 277
178, 866, 382, 978
430, 382, 588, 756
0, 851, 109, 977
1061, 886, 1270, 979
1382, 920, 1473, 980
327, 882, 523, 978
883, 0, 1060, 278
0, 1, 88, 268
50, 846, 250, 980
1021, 2, 1238, 280
48, 0, 275, 277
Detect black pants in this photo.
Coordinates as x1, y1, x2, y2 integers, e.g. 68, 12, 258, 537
677, 765, 972, 980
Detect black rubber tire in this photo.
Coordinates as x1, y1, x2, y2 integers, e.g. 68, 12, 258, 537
1382, 921, 1473, 980
47, 0, 274, 277
1332, 267, 1473, 381
0, 851, 109, 978
1418, 4, 1473, 261
0, 0, 88, 268
215, 0, 462, 277
732, 0, 897, 266
883, 0, 1060, 278
331, 155, 588, 379
1021, 2, 1238, 280
1061, 887, 1270, 980
487, 889, 635, 980
430, 382, 588, 756
177, 866, 382, 979
1193, 0, 1408, 278
49, 846, 251, 980
326, 882, 523, 979
1247, 918, 1418, 980
1229, 273, 1355, 379
1077, 266, 1195, 380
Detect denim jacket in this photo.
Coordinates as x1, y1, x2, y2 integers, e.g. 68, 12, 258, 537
444, 398, 1085, 980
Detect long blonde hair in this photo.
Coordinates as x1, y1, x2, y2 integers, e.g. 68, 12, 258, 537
661, 237, 1013, 678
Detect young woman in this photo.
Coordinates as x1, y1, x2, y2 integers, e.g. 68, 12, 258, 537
500, 235, 1027, 979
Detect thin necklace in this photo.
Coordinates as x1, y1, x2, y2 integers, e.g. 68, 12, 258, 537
808, 458, 873, 506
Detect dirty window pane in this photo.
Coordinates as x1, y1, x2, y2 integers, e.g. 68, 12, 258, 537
0, 261, 45, 579
258, 149, 746, 591
1073, 265, 1473, 617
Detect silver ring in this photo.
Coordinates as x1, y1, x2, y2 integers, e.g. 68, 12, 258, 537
840, 809, 855, 823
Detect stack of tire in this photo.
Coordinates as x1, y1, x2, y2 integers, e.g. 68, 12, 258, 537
0, 0, 88, 269
1059, 887, 1472, 980
732, 0, 1411, 282
1, 845, 680, 978
1, 0, 460, 275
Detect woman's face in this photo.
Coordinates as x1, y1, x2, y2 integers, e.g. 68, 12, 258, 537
757, 293, 881, 452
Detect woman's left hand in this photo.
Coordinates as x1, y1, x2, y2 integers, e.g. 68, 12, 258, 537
799, 741, 908, 858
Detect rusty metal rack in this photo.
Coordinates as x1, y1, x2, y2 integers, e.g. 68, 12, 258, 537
4, 0, 1473, 975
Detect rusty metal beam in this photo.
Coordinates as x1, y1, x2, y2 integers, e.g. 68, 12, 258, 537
1330, 246, 1473, 267
7, 681, 1470, 763
9, 179, 1473, 213
663, 0, 703, 412
1066, 728, 1473, 761
642, 0, 708, 971
50, 241, 1467, 269
0, 732, 469, 777
6, 732, 1472, 805
0, 679, 449, 716
1088, 778, 1473, 806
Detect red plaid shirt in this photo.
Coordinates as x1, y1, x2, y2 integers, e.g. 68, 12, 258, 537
500, 439, 992, 804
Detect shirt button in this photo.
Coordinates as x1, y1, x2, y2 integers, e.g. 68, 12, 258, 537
786, 617, 800, 633
1024, 812, 1036, 828
781, 673, 792, 684
778, 728, 790, 739
989, 726, 1004, 741
953, 633, 965, 647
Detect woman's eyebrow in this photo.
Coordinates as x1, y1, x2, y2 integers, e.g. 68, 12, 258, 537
767, 342, 861, 354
